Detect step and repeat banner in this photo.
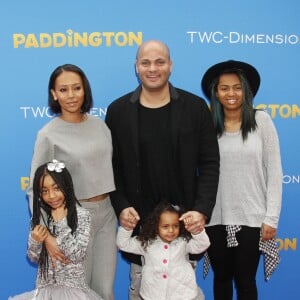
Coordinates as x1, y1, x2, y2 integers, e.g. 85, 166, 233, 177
1, 1, 299, 299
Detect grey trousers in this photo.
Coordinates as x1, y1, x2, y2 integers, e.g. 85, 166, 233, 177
129, 263, 143, 300
81, 196, 118, 300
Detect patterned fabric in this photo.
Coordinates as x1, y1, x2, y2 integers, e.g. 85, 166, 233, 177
203, 225, 280, 281
9, 206, 103, 299
32, 206, 92, 290
259, 238, 280, 281
203, 252, 210, 279
226, 225, 242, 247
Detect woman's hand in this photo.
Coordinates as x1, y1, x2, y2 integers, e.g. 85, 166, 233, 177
261, 223, 277, 241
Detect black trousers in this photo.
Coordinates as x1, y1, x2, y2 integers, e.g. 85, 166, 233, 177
206, 225, 261, 300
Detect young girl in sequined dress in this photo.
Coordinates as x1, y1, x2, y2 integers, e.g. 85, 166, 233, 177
9, 160, 102, 300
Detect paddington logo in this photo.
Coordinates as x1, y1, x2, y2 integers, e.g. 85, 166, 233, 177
187, 31, 300, 45
21, 177, 29, 191
255, 104, 300, 118
13, 30, 143, 48
276, 238, 297, 251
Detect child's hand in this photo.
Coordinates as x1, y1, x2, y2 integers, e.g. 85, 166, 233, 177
31, 225, 49, 243
45, 234, 70, 268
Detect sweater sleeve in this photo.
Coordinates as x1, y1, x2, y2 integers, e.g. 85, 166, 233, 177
105, 103, 131, 217
259, 111, 283, 228
116, 226, 144, 255
186, 229, 210, 254
27, 233, 43, 264
193, 99, 220, 220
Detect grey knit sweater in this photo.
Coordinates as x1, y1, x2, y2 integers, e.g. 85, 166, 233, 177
27, 115, 115, 211
207, 110, 282, 229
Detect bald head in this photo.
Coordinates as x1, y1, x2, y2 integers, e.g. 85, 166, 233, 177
136, 40, 171, 60
135, 39, 173, 93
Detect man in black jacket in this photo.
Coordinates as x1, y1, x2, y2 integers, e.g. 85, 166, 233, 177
105, 39, 220, 300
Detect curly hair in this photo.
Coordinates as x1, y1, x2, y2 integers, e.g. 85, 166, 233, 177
137, 201, 191, 250
31, 162, 81, 280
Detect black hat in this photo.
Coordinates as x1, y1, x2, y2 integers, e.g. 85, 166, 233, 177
201, 60, 260, 100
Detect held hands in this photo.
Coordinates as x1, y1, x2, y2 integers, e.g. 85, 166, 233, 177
120, 207, 140, 231
44, 234, 70, 268
261, 223, 277, 241
31, 225, 49, 243
179, 211, 207, 235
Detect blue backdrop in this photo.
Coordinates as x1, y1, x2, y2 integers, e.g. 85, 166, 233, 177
1, 1, 299, 299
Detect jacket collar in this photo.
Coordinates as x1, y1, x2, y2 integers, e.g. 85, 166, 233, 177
129, 82, 179, 103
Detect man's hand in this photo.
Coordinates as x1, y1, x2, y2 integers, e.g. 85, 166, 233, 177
179, 211, 207, 234
119, 207, 140, 231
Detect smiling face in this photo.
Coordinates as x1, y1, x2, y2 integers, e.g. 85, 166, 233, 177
135, 40, 172, 92
158, 211, 180, 243
216, 73, 243, 113
40, 174, 65, 210
50, 70, 85, 118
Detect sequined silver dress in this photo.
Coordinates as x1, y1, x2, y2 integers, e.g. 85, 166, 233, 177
9, 206, 102, 300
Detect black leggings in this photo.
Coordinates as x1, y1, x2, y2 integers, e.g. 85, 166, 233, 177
206, 225, 261, 300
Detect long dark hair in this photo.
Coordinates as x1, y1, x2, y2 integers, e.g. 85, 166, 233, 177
31, 161, 80, 279
209, 68, 257, 141
48, 63, 93, 114
137, 201, 191, 250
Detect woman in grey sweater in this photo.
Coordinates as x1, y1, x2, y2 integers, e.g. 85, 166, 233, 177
201, 60, 282, 300
27, 64, 117, 300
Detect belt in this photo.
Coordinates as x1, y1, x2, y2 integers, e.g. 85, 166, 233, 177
80, 194, 108, 202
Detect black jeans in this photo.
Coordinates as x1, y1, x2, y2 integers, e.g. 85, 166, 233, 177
206, 225, 261, 300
